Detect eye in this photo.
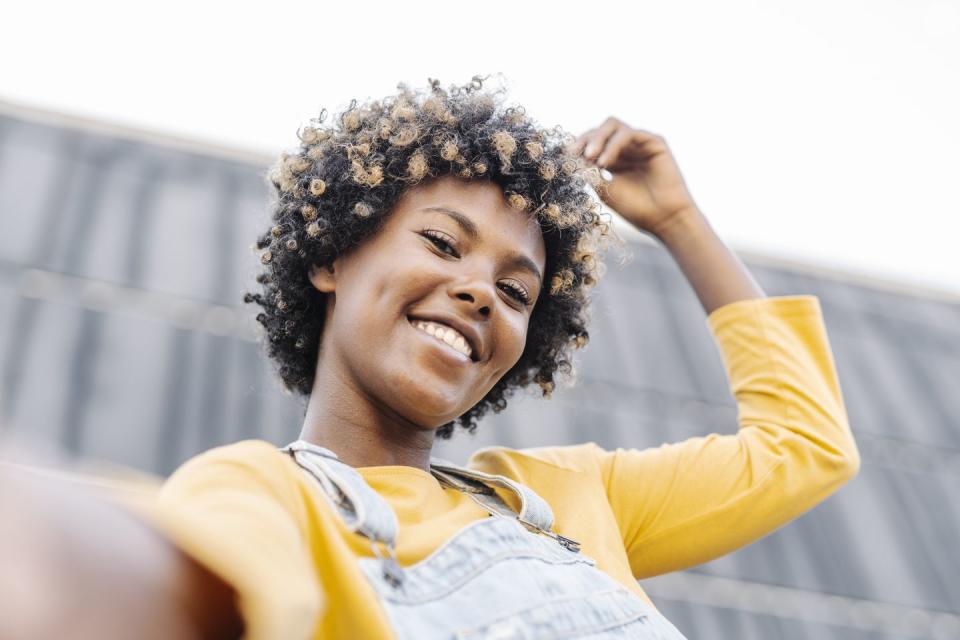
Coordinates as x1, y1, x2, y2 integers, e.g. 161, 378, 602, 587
421, 229, 459, 258
499, 280, 533, 306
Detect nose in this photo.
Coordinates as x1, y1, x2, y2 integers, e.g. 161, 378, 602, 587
450, 277, 494, 319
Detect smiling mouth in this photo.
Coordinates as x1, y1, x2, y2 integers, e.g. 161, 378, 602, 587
408, 318, 477, 362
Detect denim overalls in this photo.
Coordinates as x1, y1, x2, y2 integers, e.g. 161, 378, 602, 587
282, 440, 689, 639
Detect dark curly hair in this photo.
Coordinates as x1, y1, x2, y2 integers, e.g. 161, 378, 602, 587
244, 76, 614, 439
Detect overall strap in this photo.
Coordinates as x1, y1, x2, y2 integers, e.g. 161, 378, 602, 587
282, 440, 405, 586
282, 440, 399, 547
429, 457, 579, 552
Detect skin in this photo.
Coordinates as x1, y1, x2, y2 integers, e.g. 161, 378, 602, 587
0, 461, 241, 639
574, 117, 765, 313
0, 117, 767, 637
300, 177, 546, 471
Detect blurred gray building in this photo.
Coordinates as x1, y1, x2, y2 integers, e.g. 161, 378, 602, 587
1, 101, 958, 639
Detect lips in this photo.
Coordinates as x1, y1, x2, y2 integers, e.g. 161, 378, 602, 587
407, 312, 482, 362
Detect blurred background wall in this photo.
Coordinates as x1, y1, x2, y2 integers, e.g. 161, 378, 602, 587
1, 104, 958, 639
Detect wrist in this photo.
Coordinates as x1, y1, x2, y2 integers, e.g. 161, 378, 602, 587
651, 206, 710, 247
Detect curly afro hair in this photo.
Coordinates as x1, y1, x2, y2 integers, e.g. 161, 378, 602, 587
244, 75, 614, 439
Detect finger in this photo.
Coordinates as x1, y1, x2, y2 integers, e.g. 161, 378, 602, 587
581, 118, 622, 161
569, 130, 595, 156
605, 130, 669, 170
592, 174, 617, 206
595, 129, 637, 168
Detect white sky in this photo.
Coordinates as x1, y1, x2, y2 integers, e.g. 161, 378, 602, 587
3, 0, 958, 295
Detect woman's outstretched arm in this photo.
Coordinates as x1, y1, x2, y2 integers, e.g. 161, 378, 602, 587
574, 117, 765, 312
0, 461, 243, 640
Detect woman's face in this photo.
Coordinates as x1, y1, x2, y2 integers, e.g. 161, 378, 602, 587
310, 177, 546, 430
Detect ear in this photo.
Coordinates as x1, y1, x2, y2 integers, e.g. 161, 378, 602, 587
308, 263, 337, 293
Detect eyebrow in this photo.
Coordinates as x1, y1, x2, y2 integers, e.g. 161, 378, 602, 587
420, 206, 543, 283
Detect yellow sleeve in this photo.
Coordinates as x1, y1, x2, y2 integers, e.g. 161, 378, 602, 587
600, 295, 860, 579
142, 440, 323, 640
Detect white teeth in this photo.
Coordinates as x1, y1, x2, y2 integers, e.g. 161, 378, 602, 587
412, 320, 473, 359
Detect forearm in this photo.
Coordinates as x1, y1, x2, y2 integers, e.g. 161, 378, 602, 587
0, 464, 241, 639
652, 207, 766, 315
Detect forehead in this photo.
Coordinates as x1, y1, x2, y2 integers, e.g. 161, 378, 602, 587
389, 177, 546, 270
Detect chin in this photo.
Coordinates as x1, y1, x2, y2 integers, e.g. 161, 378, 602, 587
381, 379, 467, 428
403, 400, 467, 432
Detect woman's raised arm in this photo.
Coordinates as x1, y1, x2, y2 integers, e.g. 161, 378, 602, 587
573, 120, 860, 577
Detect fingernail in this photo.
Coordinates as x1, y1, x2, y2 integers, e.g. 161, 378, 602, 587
584, 144, 596, 157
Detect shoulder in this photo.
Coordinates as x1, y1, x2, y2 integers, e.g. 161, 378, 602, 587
178, 439, 288, 465
161, 440, 303, 504
468, 442, 609, 478
467, 444, 618, 523
169, 440, 293, 476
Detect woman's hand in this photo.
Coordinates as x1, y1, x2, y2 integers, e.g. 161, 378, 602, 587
573, 117, 699, 237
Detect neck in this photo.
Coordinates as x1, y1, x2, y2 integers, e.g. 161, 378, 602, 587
298, 362, 437, 472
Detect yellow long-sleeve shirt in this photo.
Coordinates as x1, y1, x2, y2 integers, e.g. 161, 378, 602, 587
144, 295, 860, 639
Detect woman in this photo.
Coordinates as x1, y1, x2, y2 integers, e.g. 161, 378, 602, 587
1, 77, 860, 639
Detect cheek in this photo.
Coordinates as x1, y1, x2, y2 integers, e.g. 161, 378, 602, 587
497, 313, 532, 365
347, 252, 426, 312
386, 249, 438, 292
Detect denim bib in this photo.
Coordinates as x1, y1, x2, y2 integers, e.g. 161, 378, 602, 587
282, 440, 688, 639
